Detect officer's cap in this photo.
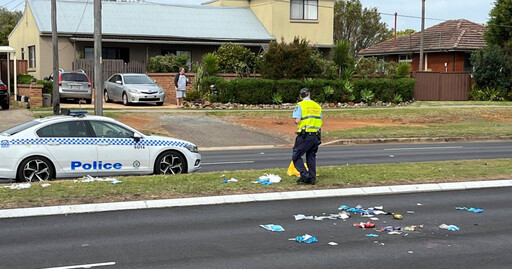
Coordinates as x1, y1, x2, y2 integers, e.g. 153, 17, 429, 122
300, 88, 310, 98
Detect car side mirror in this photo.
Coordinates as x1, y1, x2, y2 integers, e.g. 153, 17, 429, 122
132, 133, 142, 142
116, 80, 122, 85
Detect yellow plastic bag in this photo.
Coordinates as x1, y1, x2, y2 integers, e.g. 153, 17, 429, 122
287, 161, 308, 177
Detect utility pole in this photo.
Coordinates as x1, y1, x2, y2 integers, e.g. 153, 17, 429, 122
51, 0, 60, 114
419, 0, 425, 71
94, 0, 103, 116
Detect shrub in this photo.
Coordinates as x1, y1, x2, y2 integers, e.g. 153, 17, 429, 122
231, 79, 274, 104
360, 89, 374, 103
147, 54, 189, 73
200, 76, 231, 103
202, 53, 219, 76
260, 37, 313, 79
396, 62, 411, 78
275, 80, 303, 103
36, 80, 53, 95
354, 78, 416, 103
215, 43, 256, 74
184, 90, 202, 102
396, 78, 416, 101
469, 85, 507, 101
471, 44, 512, 90
17, 74, 33, 84
331, 39, 354, 75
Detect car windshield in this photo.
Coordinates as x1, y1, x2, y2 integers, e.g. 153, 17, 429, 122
0, 120, 41, 136
61, 73, 88, 82
124, 75, 154, 84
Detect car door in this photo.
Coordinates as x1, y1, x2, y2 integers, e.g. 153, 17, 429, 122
113, 74, 124, 100
36, 120, 98, 177
89, 120, 151, 175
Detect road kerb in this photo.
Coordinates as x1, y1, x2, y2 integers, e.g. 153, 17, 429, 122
0, 179, 510, 219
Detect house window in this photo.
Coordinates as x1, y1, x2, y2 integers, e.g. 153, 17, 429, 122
161, 49, 176, 56
28, 45, 36, 68
399, 54, 412, 63
291, 0, 318, 20
84, 47, 130, 62
463, 53, 472, 72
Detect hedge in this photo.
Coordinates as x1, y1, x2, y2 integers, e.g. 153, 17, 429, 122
197, 77, 416, 104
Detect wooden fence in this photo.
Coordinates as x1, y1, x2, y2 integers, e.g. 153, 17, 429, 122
1, 59, 28, 83
413, 71, 471, 101
73, 59, 146, 85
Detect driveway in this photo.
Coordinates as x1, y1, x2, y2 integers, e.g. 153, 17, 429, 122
0, 108, 34, 130
160, 115, 291, 148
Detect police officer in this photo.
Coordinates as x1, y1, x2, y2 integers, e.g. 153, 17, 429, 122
292, 88, 322, 185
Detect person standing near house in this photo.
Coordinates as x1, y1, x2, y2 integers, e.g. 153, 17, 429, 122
174, 68, 188, 108
292, 88, 322, 185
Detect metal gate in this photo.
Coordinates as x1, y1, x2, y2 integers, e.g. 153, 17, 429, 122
413, 71, 471, 101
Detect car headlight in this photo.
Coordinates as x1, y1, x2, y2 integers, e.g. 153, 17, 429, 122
185, 144, 198, 153
159, 87, 164, 93
129, 89, 139, 94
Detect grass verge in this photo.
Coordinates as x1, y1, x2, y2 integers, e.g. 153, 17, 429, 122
1, 159, 511, 209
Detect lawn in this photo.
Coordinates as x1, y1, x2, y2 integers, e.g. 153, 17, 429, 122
1, 159, 511, 209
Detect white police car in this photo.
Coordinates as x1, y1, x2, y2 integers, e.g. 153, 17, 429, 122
0, 110, 201, 182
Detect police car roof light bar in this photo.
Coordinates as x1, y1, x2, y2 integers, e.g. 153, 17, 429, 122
61, 108, 88, 117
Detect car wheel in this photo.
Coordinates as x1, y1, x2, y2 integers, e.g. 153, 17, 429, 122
17, 156, 54, 182
154, 151, 187, 175
156, 101, 164, 106
122, 92, 130, 106
85, 98, 92, 104
1, 102, 8, 110
104, 90, 112, 103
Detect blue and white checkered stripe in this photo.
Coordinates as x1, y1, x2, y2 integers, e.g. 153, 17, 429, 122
9, 138, 188, 148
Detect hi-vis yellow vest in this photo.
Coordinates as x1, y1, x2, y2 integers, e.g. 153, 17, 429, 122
297, 100, 322, 133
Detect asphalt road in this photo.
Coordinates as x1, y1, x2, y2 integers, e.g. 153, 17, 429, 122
199, 141, 512, 172
1, 187, 510, 268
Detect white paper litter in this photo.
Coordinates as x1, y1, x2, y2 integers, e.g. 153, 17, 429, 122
41, 183, 51, 188
328, 242, 338, 246
74, 175, 122, 184
294, 214, 314, 221
4, 183, 31, 190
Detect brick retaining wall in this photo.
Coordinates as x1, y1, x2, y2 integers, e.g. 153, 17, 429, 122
17, 83, 43, 108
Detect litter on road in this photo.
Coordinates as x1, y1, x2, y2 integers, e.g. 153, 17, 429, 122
366, 234, 379, 237
328, 242, 338, 246
260, 224, 285, 232
290, 234, 318, 244
439, 224, 460, 231
456, 207, 484, 213
354, 222, 376, 229
41, 183, 51, 188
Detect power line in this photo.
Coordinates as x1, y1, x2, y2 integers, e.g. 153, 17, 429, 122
2, 0, 19, 8
74, 0, 90, 34
10, 0, 23, 10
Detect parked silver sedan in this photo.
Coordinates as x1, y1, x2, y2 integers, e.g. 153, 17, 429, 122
103, 73, 165, 106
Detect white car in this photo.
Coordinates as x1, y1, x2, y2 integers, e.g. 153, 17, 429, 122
0, 111, 201, 182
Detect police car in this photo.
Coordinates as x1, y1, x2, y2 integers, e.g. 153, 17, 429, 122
0, 110, 201, 182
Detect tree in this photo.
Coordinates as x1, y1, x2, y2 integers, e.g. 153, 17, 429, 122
397, 29, 416, 36
471, 44, 512, 90
214, 43, 256, 74
331, 39, 354, 75
259, 37, 312, 79
333, 0, 392, 55
0, 7, 22, 46
484, 0, 512, 54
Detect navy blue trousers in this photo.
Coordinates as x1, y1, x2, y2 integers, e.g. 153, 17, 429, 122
292, 134, 319, 181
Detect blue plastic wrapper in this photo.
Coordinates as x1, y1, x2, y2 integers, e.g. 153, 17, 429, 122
294, 234, 318, 243
456, 207, 484, 213
366, 234, 379, 237
260, 224, 285, 232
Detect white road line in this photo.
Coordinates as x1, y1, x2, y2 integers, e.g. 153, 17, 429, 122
384, 146, 463, 151
202, 160, 255, 165
41, 262, 115, 269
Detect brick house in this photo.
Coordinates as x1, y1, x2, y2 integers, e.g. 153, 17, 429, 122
358, 19, 486, 73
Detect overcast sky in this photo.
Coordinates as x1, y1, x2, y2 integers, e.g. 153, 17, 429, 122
3, 0, 494, 31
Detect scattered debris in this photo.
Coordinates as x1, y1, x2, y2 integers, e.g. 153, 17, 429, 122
290, 234, 318, 244
328, 242, 338, 246
354, 222, 376, 229
74, 175, 122, 184
366, 234, 379, 237
260, 224, 285, 232
380, 226, 401, 232
417, 203, 423, 206
439, 224, 459, 231
406, 211, 415, 214
389, 155, 394, 158
252, 174, 281, 185
456, 207, 484, 213
408, 251, 414, 254
41, 183, 51, 188
392, 213, 403, 220
3, 183, 31, 190
388, 231, 402, 235
222, 178, 238, 183
294, 214, 314, 221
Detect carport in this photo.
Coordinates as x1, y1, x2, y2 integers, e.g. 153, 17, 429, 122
0, 46, 18, 97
